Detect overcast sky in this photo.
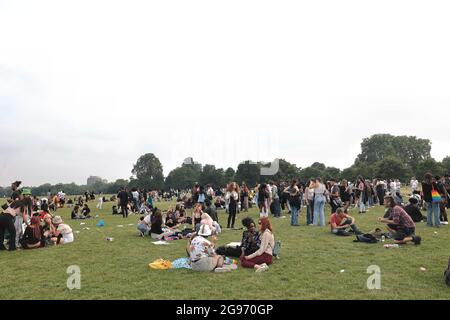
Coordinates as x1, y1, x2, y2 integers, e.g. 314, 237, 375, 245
1, 0, 450, 186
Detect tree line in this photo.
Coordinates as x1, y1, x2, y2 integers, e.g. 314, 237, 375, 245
2, 134, 449, 196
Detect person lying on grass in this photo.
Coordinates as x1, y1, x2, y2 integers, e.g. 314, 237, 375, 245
240, 217, 274, 273
187, 224, 225, 272
330, 208, 363, 236
378, 196, 421, 245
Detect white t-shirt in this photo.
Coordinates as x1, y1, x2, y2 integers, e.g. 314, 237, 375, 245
132, 191, 139, 200
410, 180, 419, 191
143, 214, 151, 225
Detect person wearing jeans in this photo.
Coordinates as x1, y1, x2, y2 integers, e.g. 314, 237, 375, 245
330, 208, 362, 236
313, 194, 326, 226
284, 180, 300, 226
312, 178, 326, 226
422, 173, 442, 227
241, 218, 274, 273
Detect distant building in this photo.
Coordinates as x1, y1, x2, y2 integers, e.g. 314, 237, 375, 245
87, 176, 108, 186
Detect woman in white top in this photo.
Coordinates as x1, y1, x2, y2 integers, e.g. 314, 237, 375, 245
51, 216, 74, 245
312, 178, 327, 226
241, 217, 274, 273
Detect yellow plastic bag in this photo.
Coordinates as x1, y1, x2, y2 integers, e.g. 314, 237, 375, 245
149, 259, 173, 270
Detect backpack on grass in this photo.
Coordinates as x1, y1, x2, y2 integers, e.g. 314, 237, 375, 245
273, 241, 282, 259
353, 233, 378, 244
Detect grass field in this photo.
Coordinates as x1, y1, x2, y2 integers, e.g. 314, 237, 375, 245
1, 196, 450, 300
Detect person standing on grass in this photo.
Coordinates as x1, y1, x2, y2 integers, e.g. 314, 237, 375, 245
339, 180, 352, 211
117, 187, 130, 218
357, 176, 367, 214
269, 181, 281, 218
284, 180, 300, 226
378, 196, 421, 245
435, 176, 449, 225
304, 180, 315, 226
329, 179, 341, 214
0, 199, 31, 251
422, 173, 441, 227
225, 183, 239, 229
257, 183, 271, 218
312, 178, 327, 226
97, 192, 103, 210
241, 183, 250, 212
410, 176, 419, 195
11, 181, 22, 201
241, 217, 274, 273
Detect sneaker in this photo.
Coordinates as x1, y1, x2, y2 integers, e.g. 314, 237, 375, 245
256, 264, 269, 273
412, 235, 422, 245
442, 221, 449, 225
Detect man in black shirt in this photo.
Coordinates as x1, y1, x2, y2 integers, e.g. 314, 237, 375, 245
404, 197, 424, 223
117, 188, 130, 218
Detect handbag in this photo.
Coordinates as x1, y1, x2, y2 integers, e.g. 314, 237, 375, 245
431, 185, 442, 203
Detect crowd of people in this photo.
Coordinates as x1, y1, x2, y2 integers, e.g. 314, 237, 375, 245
0, 181, 74, 251
2, 173, 450, 273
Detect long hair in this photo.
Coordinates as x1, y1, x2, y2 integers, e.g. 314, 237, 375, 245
30, 216, 42, 240
259, 217, 272, 233
424, 173, 433, 184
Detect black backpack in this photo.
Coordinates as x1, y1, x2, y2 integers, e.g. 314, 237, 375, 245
445, 258, 450, 287
354, 233, 378, 244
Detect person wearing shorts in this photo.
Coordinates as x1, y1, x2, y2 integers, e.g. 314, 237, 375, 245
378, 196, 421, 245
188, 225, 224, 272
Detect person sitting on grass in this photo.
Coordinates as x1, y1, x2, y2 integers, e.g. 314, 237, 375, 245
137, 215, 151, 237
215, 217, 261, 258
205, 199, 219, 223
240, 217, 261, 257
42, 214, 56, 245
378, 196, 422, 245
81, 204, 92, 218
71, 205, 83, 220
330, 208, 363, 236
20, 216, 44, 249
404, 197, 425, 223
192, 204, 203, 232
188, 225, 225, 272
112, 205, 119, 215
150, 209, 178, 240
51, 216, 74, 245
240, 217, 274, 273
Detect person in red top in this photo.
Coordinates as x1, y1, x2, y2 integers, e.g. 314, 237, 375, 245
330, 208, 362, 236
378, 196, 421, 245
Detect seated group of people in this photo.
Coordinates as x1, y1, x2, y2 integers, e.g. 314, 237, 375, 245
187, 217, 275, 273
329, 195, 422, 246
0, 198, 74, 251
71, 204, 92, 219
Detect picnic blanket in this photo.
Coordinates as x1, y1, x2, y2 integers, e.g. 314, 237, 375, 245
172, 258, 192, 270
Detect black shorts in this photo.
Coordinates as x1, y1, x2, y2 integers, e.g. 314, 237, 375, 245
388, 224, 415, 241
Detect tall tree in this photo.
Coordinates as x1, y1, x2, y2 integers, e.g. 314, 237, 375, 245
165, 159, 202, 190
131, 153, 164, 189
224, 167, 236, 183
199, 165, 225, 188
235, 161, 261, 186
356, 134, 431, 169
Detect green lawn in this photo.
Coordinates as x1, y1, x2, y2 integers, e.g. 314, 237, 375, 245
1, 196, 450, 300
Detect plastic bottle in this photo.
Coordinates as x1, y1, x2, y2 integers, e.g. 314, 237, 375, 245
381, 236, 385, 242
